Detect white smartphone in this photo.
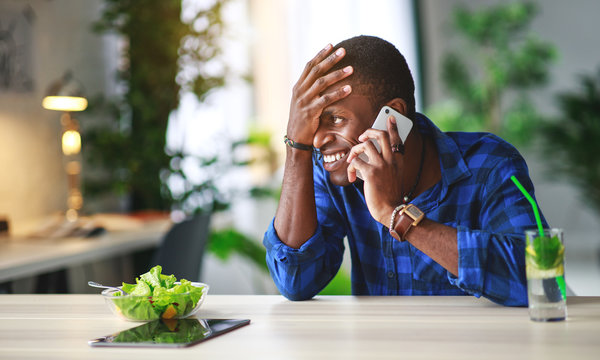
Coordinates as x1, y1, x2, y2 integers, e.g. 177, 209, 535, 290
356, 106, 413, 179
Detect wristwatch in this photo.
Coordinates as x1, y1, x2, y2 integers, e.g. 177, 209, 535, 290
389, 203, 425, 241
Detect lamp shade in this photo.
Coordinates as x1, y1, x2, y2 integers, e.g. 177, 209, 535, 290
42, 72, 88, 112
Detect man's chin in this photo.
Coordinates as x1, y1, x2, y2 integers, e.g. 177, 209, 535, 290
328, 170, 352, 187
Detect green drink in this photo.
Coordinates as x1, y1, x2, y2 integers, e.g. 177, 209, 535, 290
525, 229, 567, 321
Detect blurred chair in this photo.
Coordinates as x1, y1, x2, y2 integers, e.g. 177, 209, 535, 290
151, 214, 210, 282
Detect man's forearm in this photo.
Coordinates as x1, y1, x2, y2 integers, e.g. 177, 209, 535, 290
405, 219, 459, 276
274, 148, 318, 249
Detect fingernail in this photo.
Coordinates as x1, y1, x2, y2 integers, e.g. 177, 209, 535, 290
343, 85, 351, 93
336, 48, 344, 56
323, 43, 332, 51
343, 66, 353, 73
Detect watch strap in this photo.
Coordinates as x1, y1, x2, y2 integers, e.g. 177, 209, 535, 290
390, 204, 424, 242
394, 212, 416, 241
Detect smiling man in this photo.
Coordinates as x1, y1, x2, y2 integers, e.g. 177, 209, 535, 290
263, 35, 546, 306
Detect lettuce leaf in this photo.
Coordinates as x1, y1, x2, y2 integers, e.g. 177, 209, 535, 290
161, 273, 176, 288
140, 266, 163, 291
112, 295, 159, 321
129, 278, 152, 296
110, 265, 205, 321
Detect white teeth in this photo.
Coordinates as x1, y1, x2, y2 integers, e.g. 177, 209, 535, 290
323, 152, 346, 163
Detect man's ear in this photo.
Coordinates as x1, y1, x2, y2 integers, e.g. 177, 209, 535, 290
386, 98, 408, 117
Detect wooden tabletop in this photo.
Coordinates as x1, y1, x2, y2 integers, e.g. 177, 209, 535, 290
0, 294, 598, 359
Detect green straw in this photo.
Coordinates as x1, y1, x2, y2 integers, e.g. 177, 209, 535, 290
511, 176, 566, 300
510, 175, 544, 238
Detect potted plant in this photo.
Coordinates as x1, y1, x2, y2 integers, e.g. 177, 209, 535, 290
540, 68, 600, 213
85, 0, 229, 211
427, 1, 555, 146
84, 0, 273, 280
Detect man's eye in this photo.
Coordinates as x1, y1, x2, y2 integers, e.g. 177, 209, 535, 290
332, 116, 344, 124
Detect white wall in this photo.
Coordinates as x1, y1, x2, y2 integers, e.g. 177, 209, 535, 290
0, 0, 117, 234
420, 0, 600, 294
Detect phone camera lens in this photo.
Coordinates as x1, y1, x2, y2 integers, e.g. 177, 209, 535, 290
385, 109, 389, 114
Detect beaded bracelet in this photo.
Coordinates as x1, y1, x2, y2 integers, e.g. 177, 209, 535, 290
284, 135, 313, 151
389, 204, 407, 238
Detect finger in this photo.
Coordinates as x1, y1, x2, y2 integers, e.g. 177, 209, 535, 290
303, 47, 347, 89
347, 159, 357, 182
346, 140, 368, 163
309, 83, 352, 113
347, 155, 367, 183
293, 45, 335, 97
288, 80, 351, 139
347, 139, 382, 165
358, 128, 392, 161
346, 141, 363, 164
386, 115, 403, 155
305, 65, 353, 99
298, 44, 333, 83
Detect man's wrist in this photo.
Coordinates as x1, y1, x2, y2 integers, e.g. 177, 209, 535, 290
284, 135, 313, 151
284, 142, 315, 165
389, 204, 406, 241
389, 203, 425, 241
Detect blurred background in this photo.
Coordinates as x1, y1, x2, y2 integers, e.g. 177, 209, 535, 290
0, 0, 598, 296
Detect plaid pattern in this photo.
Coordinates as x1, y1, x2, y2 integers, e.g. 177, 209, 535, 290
264, 113, 545, 306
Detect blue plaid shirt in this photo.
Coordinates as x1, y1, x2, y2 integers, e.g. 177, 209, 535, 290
263, 113, 546, 306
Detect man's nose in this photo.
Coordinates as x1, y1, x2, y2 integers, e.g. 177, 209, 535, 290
313, 125, 334, 150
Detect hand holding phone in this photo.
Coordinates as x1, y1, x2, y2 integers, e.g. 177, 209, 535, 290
356, 106, 413, 179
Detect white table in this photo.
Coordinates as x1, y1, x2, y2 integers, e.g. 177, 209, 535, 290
0, 223, 167, 283
0, 294, 598, 359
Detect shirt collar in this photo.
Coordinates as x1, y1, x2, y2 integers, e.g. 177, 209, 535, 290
415, 112, 471, 189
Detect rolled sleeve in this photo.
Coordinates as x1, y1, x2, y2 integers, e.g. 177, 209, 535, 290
263, 219, 343, 300
447, 226, 487, 298
263, 219, 327, 266
448, 226, 528, 306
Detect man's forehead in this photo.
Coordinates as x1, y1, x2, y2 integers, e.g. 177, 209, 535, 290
322, 77, 373, 98
322, 92, 375, 117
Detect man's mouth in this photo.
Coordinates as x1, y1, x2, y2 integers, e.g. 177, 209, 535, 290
322, 151, 348, 170
323, 151, 347, 163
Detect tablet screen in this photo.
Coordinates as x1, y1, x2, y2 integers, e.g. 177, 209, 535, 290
89, 318, 250, 348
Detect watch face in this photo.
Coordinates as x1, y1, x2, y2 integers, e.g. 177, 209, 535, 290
404, 205, 424, 221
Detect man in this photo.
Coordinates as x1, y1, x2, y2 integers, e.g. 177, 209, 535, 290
263, 35, 545, 306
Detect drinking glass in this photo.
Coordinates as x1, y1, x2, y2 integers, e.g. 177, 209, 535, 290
525, 228, 567, 321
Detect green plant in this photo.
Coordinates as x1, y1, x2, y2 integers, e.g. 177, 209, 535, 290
166, 127, 279, 275
85, 0, 229, 211
166, 127, 279, 216
208, 228, 269, 274
85, 0, 276, 282
540, 68, 600, 213
318, 269, 352, 295
428, 1, 556, 145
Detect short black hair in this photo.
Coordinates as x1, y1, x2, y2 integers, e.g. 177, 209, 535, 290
330, 35, 416, 120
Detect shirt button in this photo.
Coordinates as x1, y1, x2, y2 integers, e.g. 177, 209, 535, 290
387, 271, 395, 278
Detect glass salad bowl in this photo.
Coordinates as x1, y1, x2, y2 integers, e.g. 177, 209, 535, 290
102, 282, 209, 321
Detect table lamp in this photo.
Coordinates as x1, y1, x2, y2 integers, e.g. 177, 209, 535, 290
42, 72, 88, 222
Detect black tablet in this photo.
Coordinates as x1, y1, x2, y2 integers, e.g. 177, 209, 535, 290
89, 318, 250, 348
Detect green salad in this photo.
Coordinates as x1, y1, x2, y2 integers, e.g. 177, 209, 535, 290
110, 265, 206, 321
